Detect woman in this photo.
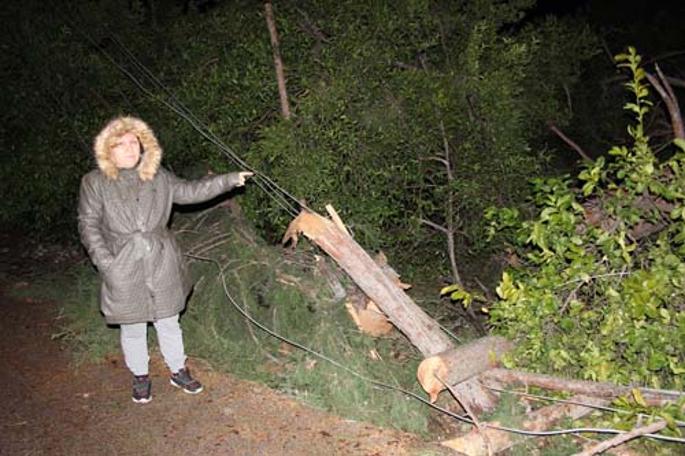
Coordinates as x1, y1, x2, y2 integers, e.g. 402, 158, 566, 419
78, 116, 252, 404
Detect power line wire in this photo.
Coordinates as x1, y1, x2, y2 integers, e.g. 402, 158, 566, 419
62, 9, 302, 218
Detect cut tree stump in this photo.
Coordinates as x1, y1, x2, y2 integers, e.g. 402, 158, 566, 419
442, 394, 609, 455
417, 336, 513, 403
283, 210, 453, 356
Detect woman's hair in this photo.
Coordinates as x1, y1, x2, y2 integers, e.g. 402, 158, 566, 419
93, 116, 162, 181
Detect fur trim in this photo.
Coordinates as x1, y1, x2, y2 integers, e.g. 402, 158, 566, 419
93, 116, 162, 181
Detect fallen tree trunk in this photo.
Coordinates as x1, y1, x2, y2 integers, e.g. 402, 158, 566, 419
480, 368, 684, 407
283, 210, 454, 356
442, 395, 609, 455
284, 210, 509, 413
417, 336, 513, 403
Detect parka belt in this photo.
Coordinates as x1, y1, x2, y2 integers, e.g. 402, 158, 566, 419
127, 228, 169, 260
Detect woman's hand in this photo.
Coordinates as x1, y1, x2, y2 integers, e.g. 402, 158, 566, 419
236, 171, 254, 187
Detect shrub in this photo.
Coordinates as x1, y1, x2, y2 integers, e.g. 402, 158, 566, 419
486, 47, 685, 390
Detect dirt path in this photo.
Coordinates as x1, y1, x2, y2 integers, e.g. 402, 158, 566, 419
0, 285, 453, 456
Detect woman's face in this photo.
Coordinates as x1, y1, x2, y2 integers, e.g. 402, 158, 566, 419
110, 132, 141, 169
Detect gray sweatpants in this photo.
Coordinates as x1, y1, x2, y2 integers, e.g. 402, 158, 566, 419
120, 314, 187, 376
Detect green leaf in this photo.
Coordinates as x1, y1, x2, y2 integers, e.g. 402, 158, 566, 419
669, 358, 685, 375
496, 272, 515, 300
632, 388, 648, 407
648, 352, 668, 371
674, 138, 685, 152
560, 318, 574, 331
440, 284, 461, 296
659, 412, 678, 432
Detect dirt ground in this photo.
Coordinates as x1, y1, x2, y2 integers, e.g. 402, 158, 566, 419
0, 233, 453, 456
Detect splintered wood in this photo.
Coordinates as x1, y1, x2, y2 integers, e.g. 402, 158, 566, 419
345, 299, 394, 337
344, 251, 412, 337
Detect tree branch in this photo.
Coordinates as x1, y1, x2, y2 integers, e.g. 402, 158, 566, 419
419, 218, 448, 234
646, 65, 684, 140
264, 1, 291, 120
574, 420, 668, 456
425, 156, 449, 167
547, 121, 593, 162
481, 368, 684, 406
440, 121, 463, 287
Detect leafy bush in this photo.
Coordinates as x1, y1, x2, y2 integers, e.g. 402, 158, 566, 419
243, 0, 598, 267
486, 48, 685, 390
0, 0, 276, 240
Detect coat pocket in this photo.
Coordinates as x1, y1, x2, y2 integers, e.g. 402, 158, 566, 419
150, 237, 189, 296
101, 242, 143, 305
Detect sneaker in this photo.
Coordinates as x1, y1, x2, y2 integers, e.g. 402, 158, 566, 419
132, 374, 152, 404
170, 367, 203, 394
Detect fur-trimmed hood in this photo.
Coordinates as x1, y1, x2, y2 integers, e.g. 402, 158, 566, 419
93, 116, 162, 181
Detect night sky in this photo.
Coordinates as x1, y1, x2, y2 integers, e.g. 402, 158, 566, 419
534, 0, 685, 56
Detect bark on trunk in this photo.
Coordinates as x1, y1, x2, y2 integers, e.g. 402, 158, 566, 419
417, 336, 513, 402
264, 1, 291, 120
442, 395, 609, 455
449, 377, 499, 415
283, 210, 453, 356
480, 368, 684, 406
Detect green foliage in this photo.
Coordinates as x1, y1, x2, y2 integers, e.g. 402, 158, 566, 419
486, 48, 685, 394
0, 0, 277, 239
596, 390, 685, 454
440, 283, 485, 310
2, 0, 598, 282
243, 1, 598, 266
